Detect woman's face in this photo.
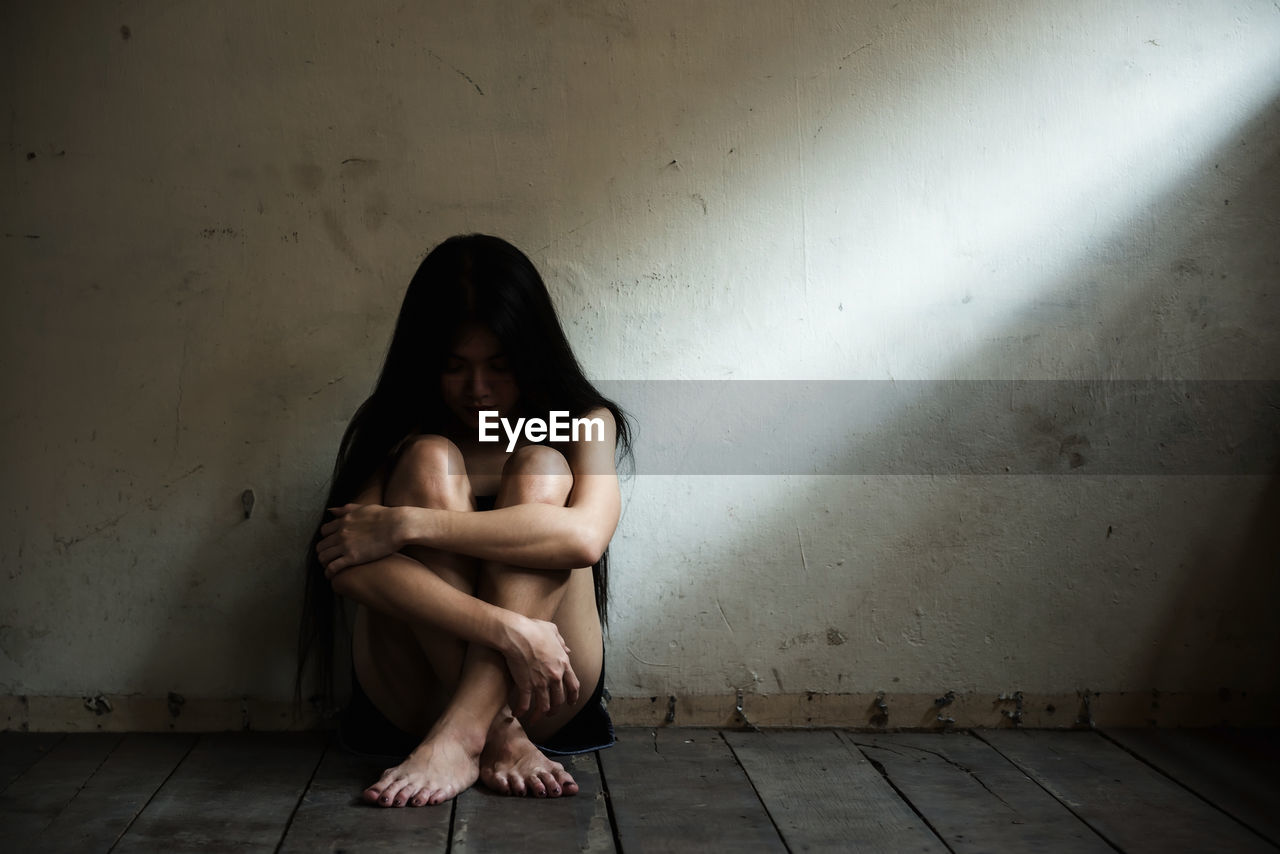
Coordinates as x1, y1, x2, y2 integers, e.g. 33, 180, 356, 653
440, 323, 519, 430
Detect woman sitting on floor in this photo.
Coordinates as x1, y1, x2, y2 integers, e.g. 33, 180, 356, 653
298, 234, 630, 806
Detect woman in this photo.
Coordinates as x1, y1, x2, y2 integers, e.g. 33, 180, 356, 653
297, 234, 630, 807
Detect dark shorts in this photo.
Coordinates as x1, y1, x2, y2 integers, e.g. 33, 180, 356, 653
337, 658, 614, 759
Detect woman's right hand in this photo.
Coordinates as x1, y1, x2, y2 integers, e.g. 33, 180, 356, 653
500, 615, 580, 721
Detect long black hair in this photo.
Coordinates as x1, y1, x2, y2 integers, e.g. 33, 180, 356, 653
296, 234, 632, 713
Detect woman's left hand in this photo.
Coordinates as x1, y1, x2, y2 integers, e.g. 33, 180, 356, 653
316, 504, 407, 578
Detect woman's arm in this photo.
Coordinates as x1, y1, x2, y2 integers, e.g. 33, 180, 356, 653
332, 551, 509, 646
321, 460, 580, 717
419, 407, 621, 567
331, 552, 577, 718
318, 408, 622, 575
400, 479, 617, 569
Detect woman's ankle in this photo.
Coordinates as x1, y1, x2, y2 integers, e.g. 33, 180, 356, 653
421, 714, 489, 756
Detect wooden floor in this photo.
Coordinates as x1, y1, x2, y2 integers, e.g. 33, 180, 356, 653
1, 726, 1277, 852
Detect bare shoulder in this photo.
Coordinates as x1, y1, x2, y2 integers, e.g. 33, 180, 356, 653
564, 406, 619, 477
573, 406, 617, 449
564, 407, 621, 522
580, 405, 617, 435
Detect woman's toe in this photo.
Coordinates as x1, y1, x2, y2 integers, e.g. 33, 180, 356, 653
364, 773, 393, 803
555, 768, 578, 794
538, 770, 561, 797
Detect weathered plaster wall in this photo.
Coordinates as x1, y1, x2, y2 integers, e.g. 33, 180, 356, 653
2, 1, 1278, 727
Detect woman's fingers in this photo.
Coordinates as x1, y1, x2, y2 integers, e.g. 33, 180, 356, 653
315, 529, 342, 552
512, 685, 532, 718
547, 678, 566, 713
317, 547, 350, 578
565, 666, 581, 706
527, 685, 549, 723
505, 618, 586, 722
541, 659, 580, 717
319, 504, 358, 534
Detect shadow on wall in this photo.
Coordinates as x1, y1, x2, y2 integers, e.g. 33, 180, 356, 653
833, 89, 1280, 702
1146, 463, 1280, 708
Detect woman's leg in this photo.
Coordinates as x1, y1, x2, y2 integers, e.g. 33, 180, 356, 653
353, 436, 478, 737
344, 440, 601, 806
346, 435, 507, 807
475, 445, 604, 797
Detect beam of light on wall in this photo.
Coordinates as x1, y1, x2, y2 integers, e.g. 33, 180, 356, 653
784, 7, 1280, 382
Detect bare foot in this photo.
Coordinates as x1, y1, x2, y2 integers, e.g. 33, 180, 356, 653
479, 710, 579, 798
363, 730, 483, 807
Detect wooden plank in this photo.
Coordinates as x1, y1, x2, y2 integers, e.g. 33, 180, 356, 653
0, 731, 64, 793
723, 729, 943, 853
451, 751, 613, 852
0, 732, 121, 849
846, 731, 1110, 853
34, 733, 195, 854
1208, 726, 1280, 761
112, 732, 323, 853
979, 729, 1276, 853
1104, 727, 1280, 847
278, 744, 452, 853
600, 727, 784, 853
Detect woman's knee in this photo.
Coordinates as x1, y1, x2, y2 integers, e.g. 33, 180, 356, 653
499, 445, 573, 506
386, 434, 471, 508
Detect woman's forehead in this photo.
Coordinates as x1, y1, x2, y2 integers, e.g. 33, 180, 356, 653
450, 323, 502, 357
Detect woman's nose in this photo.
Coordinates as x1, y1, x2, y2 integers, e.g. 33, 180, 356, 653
468, 369, 492, 399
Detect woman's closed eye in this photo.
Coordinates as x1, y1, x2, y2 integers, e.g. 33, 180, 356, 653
443, 356, 510, 373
